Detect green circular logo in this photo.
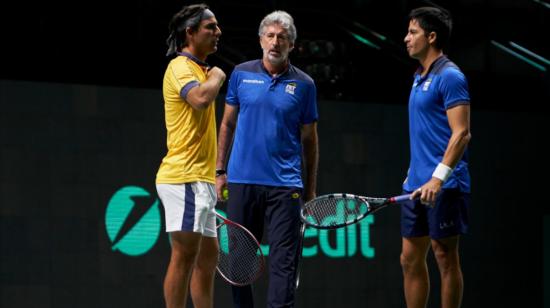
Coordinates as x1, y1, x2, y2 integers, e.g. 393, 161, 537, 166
105, 186, 161, 256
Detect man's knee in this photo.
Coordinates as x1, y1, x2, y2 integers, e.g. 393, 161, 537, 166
431, 239, 460, 273
172, 246, 199, 268
195, 237, 219, 272
170, 234, 201, 267
400, 251, 425, 275
195, 252, 218, 272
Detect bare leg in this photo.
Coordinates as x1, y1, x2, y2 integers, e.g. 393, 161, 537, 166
401, 236, 431, 308
189, 236, 219, 308
164, 231, 202, 308
431, 236, 463, 308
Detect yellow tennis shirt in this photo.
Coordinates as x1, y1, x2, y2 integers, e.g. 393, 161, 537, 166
156, 55, 217, 184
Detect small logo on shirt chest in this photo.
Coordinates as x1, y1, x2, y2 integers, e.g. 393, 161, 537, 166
422, 78, 432, 91
285, 82, 296, 95
242, 79, 265, 84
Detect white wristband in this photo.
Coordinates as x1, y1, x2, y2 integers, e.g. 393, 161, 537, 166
432, 163, 453, 182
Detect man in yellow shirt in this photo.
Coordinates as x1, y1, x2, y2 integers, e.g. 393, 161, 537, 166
155, 3, 225, 308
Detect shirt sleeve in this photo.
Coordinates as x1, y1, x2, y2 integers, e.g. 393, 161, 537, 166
167, 60, 199, 101
225, 70, 240, 106
300, 81, 319, 124
439, 68, 470, 109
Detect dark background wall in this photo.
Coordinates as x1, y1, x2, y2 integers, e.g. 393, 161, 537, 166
1, 0, 548, 307
1, 0, 548, 108
0, 80, 544, 307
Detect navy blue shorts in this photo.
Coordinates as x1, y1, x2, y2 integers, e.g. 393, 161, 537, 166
401, 189, 470, 239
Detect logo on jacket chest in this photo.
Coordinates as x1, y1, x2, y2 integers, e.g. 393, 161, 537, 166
285, 82, 297, 95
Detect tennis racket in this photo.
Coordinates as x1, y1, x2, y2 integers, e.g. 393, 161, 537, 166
295, 222, 306, 290
300, 193, 413, 229
215, 211, 266, 286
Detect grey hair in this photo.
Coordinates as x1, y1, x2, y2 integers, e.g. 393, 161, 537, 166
258, 11, 297, 43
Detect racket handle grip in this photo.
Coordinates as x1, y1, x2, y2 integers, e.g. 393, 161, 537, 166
392, 194, 412, 203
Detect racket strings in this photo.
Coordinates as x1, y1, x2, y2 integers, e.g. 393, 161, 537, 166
303, 197, 369, 227
217, 224, 263, 285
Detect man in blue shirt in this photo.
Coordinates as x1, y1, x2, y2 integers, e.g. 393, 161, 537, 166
401, 7, 471, 308
215, 10, 319, 308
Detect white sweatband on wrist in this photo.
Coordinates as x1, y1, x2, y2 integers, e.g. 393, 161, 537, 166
432, 163, 453, 182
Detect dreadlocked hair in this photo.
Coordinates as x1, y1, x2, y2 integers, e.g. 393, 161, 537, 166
166, 3, 210, 56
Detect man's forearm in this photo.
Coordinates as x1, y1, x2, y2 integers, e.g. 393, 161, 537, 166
302, 137, 318, 201
217, 121, 235, 169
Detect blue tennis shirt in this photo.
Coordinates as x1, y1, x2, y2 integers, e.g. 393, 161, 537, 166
403, 56, 471, 193
225, 60, 318, 188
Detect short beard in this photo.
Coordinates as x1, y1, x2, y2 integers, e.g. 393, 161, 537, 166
266, 54, 287, 66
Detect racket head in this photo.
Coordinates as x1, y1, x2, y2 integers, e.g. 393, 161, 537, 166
300, 193, 380, 229
215, 214, 265, 286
